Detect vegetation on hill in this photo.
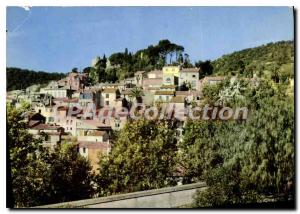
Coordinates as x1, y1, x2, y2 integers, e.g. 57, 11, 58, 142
6, 67, 66, 91
7, 40, 293, 89
183, 78, 294, 207
84, 40, 294, 84
83, 39, 193, 84
210, 40, 294, 80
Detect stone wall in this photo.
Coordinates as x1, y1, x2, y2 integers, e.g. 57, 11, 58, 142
35, 182, 207, 208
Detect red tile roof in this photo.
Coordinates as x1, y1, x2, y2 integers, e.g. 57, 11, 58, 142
78, 141, 111, 150
202, 76, 226, 82
81, 119, 111, 128
160, 85, 176, 89
175, 90, 201, 97
143, 78, 163, 86
103, 88, 118, 93
31, 123, 62, 130
180, 68, 199, 73
154, 91, 174, 95
28, 120, 41, 128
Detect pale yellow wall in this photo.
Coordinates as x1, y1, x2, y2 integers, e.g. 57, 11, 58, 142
162, 66, 180, 77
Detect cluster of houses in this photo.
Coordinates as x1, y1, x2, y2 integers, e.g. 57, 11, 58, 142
7, 65, 226, 171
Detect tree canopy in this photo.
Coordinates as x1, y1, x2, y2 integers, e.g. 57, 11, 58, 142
96, 119, 178, 196
6, 67, 65, 91
7, 105, 95, 207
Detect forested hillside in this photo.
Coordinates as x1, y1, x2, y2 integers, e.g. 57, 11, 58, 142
211, 41, 294, 81
6, 40, 294, 91
6, 67, 66, 91
86, 40, 294, 84
84, 39, 192, 84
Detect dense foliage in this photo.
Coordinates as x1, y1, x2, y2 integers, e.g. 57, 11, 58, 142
83, 39, 192, 83
211, 41, 294, 80
7, 105, 94, 207
183, 77, 294, 207
96, 119, 178, 196
7, 67, 65, 91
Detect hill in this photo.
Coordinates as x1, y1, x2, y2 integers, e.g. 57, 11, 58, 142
211, 40, 294, 82
6, 67, 66, 91
6, 40, 294, 91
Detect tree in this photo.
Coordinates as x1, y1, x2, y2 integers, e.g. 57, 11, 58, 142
128, 87, 144, 104
96, 119, 178, 196
71, 67, 78, 73
183, 53, 193, 68
7, 104, 47, 207
190, 79, 294, 207
6, 67, 65, 91
210, 41, 294, 78
177, 120, 224, 184
196, 60, 214, 79
41, 143, 95, 205
7, 105, 95, 207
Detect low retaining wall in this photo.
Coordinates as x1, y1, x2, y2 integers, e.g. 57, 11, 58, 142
35, 182, 207, 208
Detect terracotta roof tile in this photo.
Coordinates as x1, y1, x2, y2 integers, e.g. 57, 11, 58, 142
78, 141, 110, 150
103, 88, 118, 93
180, 68, 199, 73
154, 91, 174, 95
143, 78, 163, 86
160, 85, 176, 89
31, 123, 62, 130
81, 119, 111, 128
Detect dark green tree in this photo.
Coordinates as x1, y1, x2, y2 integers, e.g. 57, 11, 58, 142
96, 119, 178, 196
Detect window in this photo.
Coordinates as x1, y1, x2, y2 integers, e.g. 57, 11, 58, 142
66, 120, 69, 124
166, 96, 169, 101
83, 148, 86, 153
106, 94, 109, 98
70, 127, 72, 130
192, 75, 196, 78
106, 101, 109, 105
159, 95, 162, 100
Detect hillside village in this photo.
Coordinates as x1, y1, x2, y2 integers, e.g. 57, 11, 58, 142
6, 40, 294, 175
7, 61, 231, 170
6, 5, 295, 208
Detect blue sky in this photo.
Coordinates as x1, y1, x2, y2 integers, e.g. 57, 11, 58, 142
7, 7, 294, 73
